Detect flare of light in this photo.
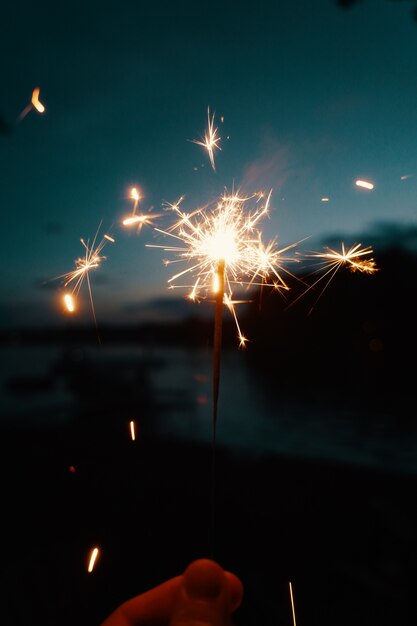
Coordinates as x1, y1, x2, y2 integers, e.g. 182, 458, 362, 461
147, 188, 299, 347
104, 234, 115, 242
321, 197, 329, 202
130, 420, 136, 441
289, 582, 297, 626
122, 186, 160, 232
355, 179, 374, 190
31, 87, 45, 113
130, 187, 140, 202
293, 242, 378, 313
191, 106, 221, 171
87, 547, 99, 573
63, 293, 75, 313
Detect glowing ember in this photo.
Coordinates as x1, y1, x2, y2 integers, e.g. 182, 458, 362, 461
31, 87, 45, 113
63, 293, 75, 313
87, 547, 99, 573
191, 107, 221, 171
355, 179, 374, 190
16, 87, 46, 123
129, 420, 136, 441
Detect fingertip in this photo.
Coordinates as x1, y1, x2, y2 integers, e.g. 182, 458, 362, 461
183, 559, 224, 600
225, 571, 244, 611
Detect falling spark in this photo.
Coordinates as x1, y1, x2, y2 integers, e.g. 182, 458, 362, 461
63, 293, 75, 313
293, 242, 378, 313
148, 188, 299, 433
321, 197, 329, 202
87, 547, 99, 573
129, 420, 136, 441
289, 582, 297, 626
104, 234, 115, 242
400, 174, 413, 180
191, 107, 221, 171
355, 179, 374, 190
16, 87, 46, 123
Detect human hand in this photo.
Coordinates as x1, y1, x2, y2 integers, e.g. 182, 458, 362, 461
101, 558, 243, 626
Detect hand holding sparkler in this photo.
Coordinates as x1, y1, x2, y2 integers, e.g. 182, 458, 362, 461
100, 558, 243, 626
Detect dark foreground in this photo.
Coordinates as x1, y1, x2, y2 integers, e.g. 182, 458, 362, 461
1, 420, 417, 626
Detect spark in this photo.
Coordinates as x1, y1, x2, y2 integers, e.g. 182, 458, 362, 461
31, 87, 45, 113
355, 179, 374, 190
321, 197, 329, 202
87, 547, 99, 573
292, 242, 378, 313
191, 107, 221, 171
16, 87, 46, 123
122, 186, 160, 233
54, 223, 113, 331
289, 582, 297, 626
129, 420, 136, 441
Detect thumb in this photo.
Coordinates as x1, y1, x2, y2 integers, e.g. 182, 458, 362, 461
169, 559, 243, 626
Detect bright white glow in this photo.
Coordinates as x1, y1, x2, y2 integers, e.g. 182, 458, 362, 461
355, 179, 374, 190
87, 547, 99, 573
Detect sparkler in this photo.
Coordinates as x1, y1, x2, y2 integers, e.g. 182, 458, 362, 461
148, 188, 298, 434
16, 87, 46, 123
190, 107, 221, 171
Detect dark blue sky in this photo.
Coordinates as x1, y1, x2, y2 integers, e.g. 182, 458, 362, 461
1, 0, 417, 328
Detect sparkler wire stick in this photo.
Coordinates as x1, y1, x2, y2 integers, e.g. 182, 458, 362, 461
213, 259, 225, 438
210, 258, 224, 557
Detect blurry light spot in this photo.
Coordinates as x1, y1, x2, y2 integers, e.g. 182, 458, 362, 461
63, 293, 75, 313
197, 393, 209, 405
31, 87, 45, 113
129, 420, 136, 441
321, 197, 329, 202
355, 179, 374, 190
193, 373, 209, 383
69, 465, 76, 473
87, 547, 99, 573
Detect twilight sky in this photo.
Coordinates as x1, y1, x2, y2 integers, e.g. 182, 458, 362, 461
1, 0, 417, 328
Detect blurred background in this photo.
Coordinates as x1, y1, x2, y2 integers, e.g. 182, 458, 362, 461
1, 1, 417, 624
